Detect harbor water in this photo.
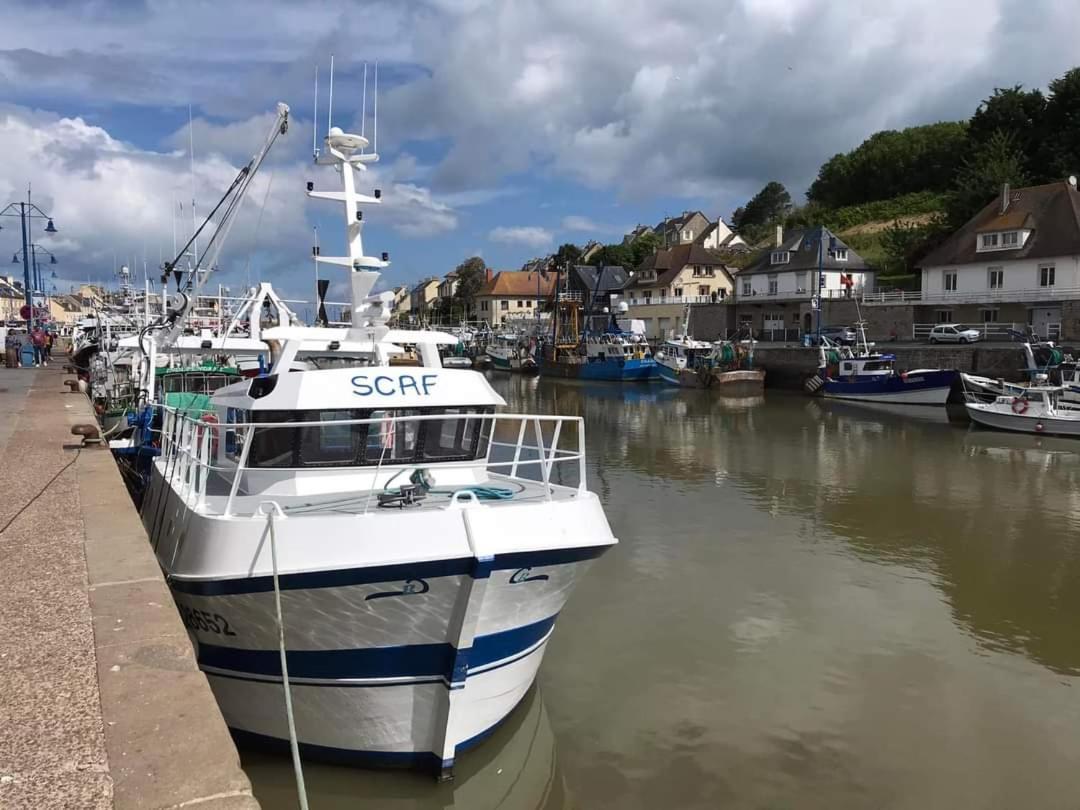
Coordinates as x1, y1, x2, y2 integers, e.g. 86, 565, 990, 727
244, 374, 1080, 809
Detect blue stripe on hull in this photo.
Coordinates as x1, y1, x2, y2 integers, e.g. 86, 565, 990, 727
197, 613, 559, 682
170, 543, 609, 596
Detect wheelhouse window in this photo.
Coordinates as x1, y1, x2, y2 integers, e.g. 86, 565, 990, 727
245, 407, 494, 468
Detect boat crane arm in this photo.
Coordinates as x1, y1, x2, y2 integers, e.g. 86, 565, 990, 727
154, 103, 290, 352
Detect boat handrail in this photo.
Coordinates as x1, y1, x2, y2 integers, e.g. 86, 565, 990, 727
153, 408, 589, 517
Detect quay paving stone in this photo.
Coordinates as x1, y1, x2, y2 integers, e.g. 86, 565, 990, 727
0, 367, 258, 809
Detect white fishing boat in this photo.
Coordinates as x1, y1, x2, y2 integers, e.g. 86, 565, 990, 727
965, 385, 1080, 436
486, 331, 537, 374
139, 108, 616, 774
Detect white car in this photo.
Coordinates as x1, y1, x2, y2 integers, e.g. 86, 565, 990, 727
929, 323, 981, 344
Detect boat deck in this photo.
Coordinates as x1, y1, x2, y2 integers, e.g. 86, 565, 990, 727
195, 470, 578, 518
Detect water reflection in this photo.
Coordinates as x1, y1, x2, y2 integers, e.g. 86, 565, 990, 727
244, 686, 565, 809
495, 375, 1080, 676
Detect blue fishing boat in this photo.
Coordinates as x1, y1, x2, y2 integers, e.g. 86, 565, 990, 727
805, 324, 956, 405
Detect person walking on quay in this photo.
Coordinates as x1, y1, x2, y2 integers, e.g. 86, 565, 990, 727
4, 330, 21, 368
44, 330, 54, 363
30, 325, 47, 367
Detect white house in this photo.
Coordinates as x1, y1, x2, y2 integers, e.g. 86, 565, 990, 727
913, 180, 1080, 340
698, 218, 748, 250
733, 226, 873, 336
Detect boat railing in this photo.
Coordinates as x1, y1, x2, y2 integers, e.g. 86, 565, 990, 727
154, 408, 589, 517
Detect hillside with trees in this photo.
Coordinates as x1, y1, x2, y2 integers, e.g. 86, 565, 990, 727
729, 66, 1080, 288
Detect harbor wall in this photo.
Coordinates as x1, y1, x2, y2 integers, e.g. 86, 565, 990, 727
754, 344, 1032, 389
0, 367, 258, 810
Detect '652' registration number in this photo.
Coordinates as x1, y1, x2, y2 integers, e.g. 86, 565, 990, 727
177, 603, 237, 637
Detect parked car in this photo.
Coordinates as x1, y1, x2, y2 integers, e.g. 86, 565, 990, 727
809, 325, 857, 346
928, 323, 981, 344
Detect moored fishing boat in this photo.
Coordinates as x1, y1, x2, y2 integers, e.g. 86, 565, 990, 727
805, 322, 956, 405
655, 306, 763, 392
965, 385, 1080, 436
486, 331, 538, 373
138, 111, 616, 774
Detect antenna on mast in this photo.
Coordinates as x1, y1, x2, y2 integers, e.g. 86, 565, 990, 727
361, 62, 368, 143
327, 54, 335, 135
312, 65, 319, 160
373, 61, 378, 154
188, 104, 198, 267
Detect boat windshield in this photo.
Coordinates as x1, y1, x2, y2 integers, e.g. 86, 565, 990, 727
238, 406, 495, 468
161, 372, 238, 395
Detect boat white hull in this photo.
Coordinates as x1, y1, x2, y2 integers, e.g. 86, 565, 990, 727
141, 464, 614, 772
822, 385, 951, 405
965, 404, 1080, 436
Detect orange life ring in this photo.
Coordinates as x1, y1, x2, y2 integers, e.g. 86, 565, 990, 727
1011, 397, 1029, 415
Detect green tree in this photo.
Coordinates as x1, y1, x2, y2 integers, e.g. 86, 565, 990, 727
628, 231, 661, 268
736, 181, 792, 233
969, 85, 1046, 180
807, 122, 968, 207
452, 256, 486, 319
947, 130, 1030, 227
1039, 67, 1080, 180
588, 242, 634, 271
553, 243, 582, 269
881, 217, 950, 276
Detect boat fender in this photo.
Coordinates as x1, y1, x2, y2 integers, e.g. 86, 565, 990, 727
1011, 397, 1029, 415
1035, 422, 1045, 432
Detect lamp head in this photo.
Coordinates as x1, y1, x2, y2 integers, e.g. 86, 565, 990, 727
44, 219, 57, 234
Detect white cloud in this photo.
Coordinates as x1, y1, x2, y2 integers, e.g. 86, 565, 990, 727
561, 215, 599, 232
0, 104, 459, 295
488, 225, 554, 249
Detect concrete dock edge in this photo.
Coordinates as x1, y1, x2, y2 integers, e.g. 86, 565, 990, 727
0, 368, 259, 809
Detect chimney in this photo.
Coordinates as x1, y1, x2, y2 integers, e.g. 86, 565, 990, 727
485, 268, 493, 282
1001, 183, 1010, 214
775, 224, 783, 247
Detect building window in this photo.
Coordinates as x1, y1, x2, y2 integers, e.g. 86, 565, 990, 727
1040, 264, 1056, 287
674, 287, 684, 297
982, 309, 999, 323
1002, 231, 1019, 247
742, 280, 751, 296
943, 271, 958, 292
698, 285, 709, 297
767, 274, 778, 295
830, 249, 849, 262
981, 233, 999, 249
644, 290, 652, 301
516, 300, 523, 308
795, 272, 807, 292
526, 300, 533, 308
500, 300, 509, 311
770, 251, 790, 265
988, 268, 1003, 289
716, 288, 726, 300
936, 310, 953, 323
481, 300, 489, 312
683, 229, 693, 241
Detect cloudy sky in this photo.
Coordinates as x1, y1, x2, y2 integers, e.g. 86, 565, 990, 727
1, 0, 1078, 304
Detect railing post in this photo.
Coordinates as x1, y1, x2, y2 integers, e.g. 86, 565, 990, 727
223, 424, 254, 518
533, 418, 551, 500
509, 419, 527, 478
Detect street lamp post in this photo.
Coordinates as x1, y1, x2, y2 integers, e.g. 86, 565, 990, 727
13, 243, 58, 326
0, 191, 57, 329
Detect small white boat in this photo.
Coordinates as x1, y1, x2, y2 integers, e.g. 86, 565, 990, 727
966, 385, 1080, 436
